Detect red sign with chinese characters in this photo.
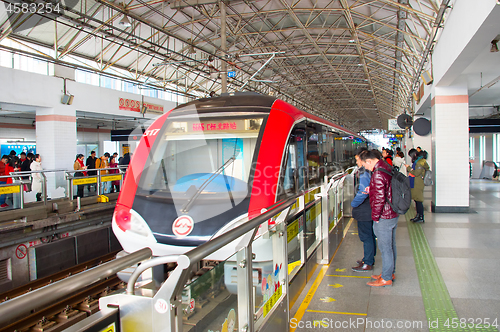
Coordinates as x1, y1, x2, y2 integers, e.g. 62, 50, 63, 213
119, 98, 164, 114
192, 122, 238, 132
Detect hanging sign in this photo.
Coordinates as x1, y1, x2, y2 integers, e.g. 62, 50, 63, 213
119, 98, 164, 114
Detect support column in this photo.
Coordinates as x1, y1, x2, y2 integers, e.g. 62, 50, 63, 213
431, 85, 469, 212
36, 106, 77, 198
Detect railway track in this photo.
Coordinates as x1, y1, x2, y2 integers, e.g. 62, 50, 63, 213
0, 275, 124, 332
0, 251, 119, 303
0, 251, 123, 332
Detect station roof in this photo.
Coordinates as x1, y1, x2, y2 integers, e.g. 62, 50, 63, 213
0, 0, 448, 131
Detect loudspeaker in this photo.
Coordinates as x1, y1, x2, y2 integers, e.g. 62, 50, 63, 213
61, 94, 74, 105
413, 118, 431, 136
421, 70, 433, 85
397, 113, 413, 129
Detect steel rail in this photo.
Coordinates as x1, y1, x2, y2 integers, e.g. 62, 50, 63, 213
0, 247, 152, 327
0, 251, 119, 302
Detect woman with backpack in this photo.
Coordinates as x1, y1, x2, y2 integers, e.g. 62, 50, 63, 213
406, 149, 429, 223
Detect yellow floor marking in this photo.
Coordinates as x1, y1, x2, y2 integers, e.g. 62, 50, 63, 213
290, 218, 354, 332
326, 274, 371, 279
327, 283, 343, 288
307, 309, 367, 316
319, 297, 336, 303
335, 268, 346, 272
289, 265, 329, 332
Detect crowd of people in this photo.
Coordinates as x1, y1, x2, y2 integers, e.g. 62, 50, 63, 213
0, 150, 132, 207
73, 151, 131, 198
0, 151, 43, 208
351, 146, 430, 288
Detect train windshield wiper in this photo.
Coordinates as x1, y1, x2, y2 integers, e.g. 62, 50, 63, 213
180, 155, 237, 213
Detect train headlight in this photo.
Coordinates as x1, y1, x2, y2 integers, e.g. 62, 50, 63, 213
114, 206, 155, 239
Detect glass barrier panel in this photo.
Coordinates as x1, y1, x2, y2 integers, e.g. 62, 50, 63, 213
254, 220, 286, 327
337, 179, 344, 222
181, 252, 238, 332
287, 214, 303, 280
0, 184, 21, 209
328, 181, 340, 232
305, 201, 322, 257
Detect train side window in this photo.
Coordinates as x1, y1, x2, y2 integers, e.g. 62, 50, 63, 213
306, 123, 321, 187
282, 143, 297, 195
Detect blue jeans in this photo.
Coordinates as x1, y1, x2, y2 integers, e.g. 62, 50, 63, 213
373, 216, 398, 281
0, 181, 6, 205
357, 220, 376, 265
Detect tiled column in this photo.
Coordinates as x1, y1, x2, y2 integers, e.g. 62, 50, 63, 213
431, 85, 469, 212
35, 107, 77, 198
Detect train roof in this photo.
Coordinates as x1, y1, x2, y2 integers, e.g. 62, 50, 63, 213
174, 92, 364, 139
174, 92, 276, 111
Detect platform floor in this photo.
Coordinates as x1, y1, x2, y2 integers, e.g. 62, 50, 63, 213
290, 180, 500, 331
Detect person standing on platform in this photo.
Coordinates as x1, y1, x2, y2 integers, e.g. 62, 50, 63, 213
382, 148, 393, 166
393, 151, 406, 175
5, 157, 20, 208
108, 156, 120, 193
351, 148, 376, 272
86, 151, 98, 191
19, 152, 32, 192
74, 154, 87, 199
0, 155, 9, 208
96, 152, 110, 194
30, 154, 43, 201
359, 149, 398, 287
406, 149, 429, 223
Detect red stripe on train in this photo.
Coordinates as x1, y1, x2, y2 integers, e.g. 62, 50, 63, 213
116, 112, 171, 209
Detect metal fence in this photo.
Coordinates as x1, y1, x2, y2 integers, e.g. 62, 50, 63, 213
0, 166, 127, 210
0, 167, 357, 332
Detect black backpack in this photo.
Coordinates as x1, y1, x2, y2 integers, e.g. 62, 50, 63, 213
375, 167, 412, 215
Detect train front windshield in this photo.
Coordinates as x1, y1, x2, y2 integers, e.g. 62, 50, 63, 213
136, 106, 266, 223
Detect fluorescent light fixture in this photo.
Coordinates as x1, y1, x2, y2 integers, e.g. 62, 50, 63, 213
349, 39, 355, 43
119, 15, 131, 27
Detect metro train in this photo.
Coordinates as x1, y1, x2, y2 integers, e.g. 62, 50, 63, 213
112, 93, 366, 261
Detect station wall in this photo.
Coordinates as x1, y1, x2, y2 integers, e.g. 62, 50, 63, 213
0, 66, 176, 170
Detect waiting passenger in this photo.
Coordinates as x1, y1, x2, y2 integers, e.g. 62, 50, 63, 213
108, 156, 120, 193
382, 148, 393, 166
86, 151, 98, 192
0, 155, 9, 208
19, 152, 32, 192
406, 149, 429, 223
351, 148, 376, 272
30, 154, 43, 201
96, 153, 110, 193
359, 149, 398, 287
4, 157, 20, 208
119, 153, 131, 168
74, 154, 87, 199
393, 151, 406, 175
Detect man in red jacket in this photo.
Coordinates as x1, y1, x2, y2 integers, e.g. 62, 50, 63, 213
0, 155, 8, 207
359, 149, 399, 287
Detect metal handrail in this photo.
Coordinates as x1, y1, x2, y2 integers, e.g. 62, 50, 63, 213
126, 196, 298, 296
0, 166, 129, 210
0, 248, 152, 327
